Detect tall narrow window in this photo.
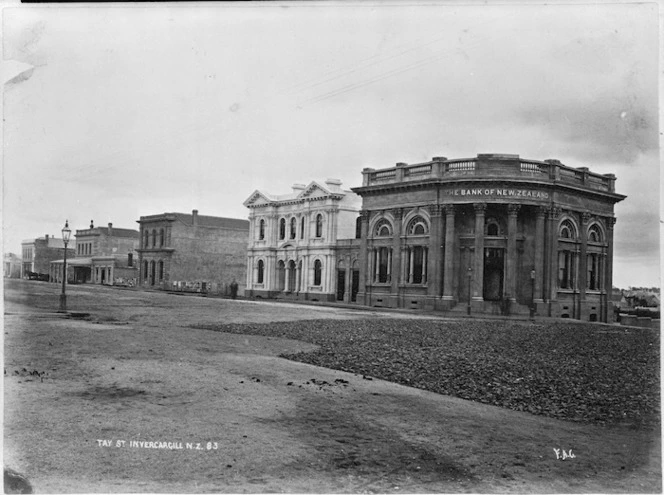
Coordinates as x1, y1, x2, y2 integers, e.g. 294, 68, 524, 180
143, 230, 149, 249
128, 253, 133, 267
279, 218, 286, 240
290, 217, 297, 239
300, 217, 305, 239
587, 253, 600, 290
377, 247, 390, 283
259, 219, 265, 240
315, 214, 323, 237
558, 251, 574, 289
314, 259, 322, 285
159, 229, 165, 247
355, 217, 362, 239
143, 260, 148, 280
158, 260, 164, 281
410, 246, 426, 284
257, 259, 264, 284
151, 229, 157, 248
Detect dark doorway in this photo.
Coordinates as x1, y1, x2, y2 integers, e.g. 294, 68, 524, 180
483, 248, 504, 301
351, 270, 359, 302
337, 270, 346, 301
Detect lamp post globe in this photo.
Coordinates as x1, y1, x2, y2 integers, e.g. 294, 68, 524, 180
59, 220, 71, 312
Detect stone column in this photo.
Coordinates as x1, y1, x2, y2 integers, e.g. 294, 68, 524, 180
604, 217, 616, 322
506, 204, 520, 302
427, 205, 443, 297
534, 207, 546, 303
472, 203, 486, 302
547, 207, 562, 306
391, 209, 403, 295
579, 212, 591, 318
357, 210, 370, 304
442, 205, 456, 301
285, 263, 291, 292
408, 248, 414, 283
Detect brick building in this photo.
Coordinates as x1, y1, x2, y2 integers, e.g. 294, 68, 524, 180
50, 221, 140, 286
244, 179, 362, 302
351, 154, 625, 322
21, 235, 75, 280
137, 210, 249, 295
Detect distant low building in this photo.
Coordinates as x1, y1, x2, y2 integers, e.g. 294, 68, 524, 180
137, 210, 249, 295
4, 253, 22, 278
22, 235, 75, 280
50, 221, 140, 286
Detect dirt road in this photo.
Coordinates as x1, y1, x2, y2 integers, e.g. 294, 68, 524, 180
3, 280, 660, 493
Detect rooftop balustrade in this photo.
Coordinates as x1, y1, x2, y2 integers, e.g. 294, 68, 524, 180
360, 154, 616, 193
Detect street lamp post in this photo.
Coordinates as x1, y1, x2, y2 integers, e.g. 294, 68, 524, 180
59, 220, 71, 312
467, 266, 472, 316
530, 269, 536, 319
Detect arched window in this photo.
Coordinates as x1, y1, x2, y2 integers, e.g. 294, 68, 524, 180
290, 217, 297, 239
158, 260, 164, 281
374, 219, 392, 237
143, 260, 148, 279
259, 219, 265, 240
486, 218, 500, 236
149, 260, 156, 286
151, 229, 157, 247
279, 218, 286, 240
315, 214, 323, 237
588, 224, 603, 243
314, 259, 322, 285
407, 216, 428, 236
159, 229, 165, 247
257, 259, 264, 284
300, 217, 305, 239
143, 230, 149, 249
559, 219, 577, 240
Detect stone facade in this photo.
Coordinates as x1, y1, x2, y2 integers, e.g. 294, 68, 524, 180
351, 154, 625, 322
21, 235, 75, 279
4, 253, 22, 278
137, 210, 249, 295
244, 179, 362, 302
52, 222, 140, 286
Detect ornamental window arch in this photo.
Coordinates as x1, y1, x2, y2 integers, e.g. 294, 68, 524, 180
405, 214, 429, 236
289, 217, 297, 239
372, 218, 394, 238
485, 217, 503, 236
587, 223, 604, 243
557, 216, 580, 290
558, 218, 578, 240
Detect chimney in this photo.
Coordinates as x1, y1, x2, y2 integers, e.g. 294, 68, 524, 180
45, 234, 49, 241
325, 178, 342, 192
90, 220, 94, 229
192, 209, 199, 227
292, 183, 306, 193
108, 223, 113, 236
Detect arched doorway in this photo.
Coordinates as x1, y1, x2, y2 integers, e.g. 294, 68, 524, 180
287, 260, 297, 292
337, 260, 346, 301
277, 260, 285, 291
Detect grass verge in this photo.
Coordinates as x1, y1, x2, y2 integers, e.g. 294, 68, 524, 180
196, 318, 660, 426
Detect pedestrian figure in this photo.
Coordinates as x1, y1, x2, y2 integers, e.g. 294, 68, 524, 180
230, 279, 238, 299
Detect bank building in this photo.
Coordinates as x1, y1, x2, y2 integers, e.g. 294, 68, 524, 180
244, 154, 624, 323
352, 154, 625, 322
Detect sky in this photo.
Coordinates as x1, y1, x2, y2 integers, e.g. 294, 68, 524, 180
2, 1, 660, 288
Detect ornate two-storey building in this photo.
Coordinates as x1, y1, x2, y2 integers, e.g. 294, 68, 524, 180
351, 154, 625, 322
244, 179, 362, 302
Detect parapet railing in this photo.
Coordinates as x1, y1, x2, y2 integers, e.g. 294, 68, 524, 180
361, 157, 615, 193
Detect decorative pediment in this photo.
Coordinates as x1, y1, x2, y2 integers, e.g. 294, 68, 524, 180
299, 181, 335, 200
243, 190, 272, 207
